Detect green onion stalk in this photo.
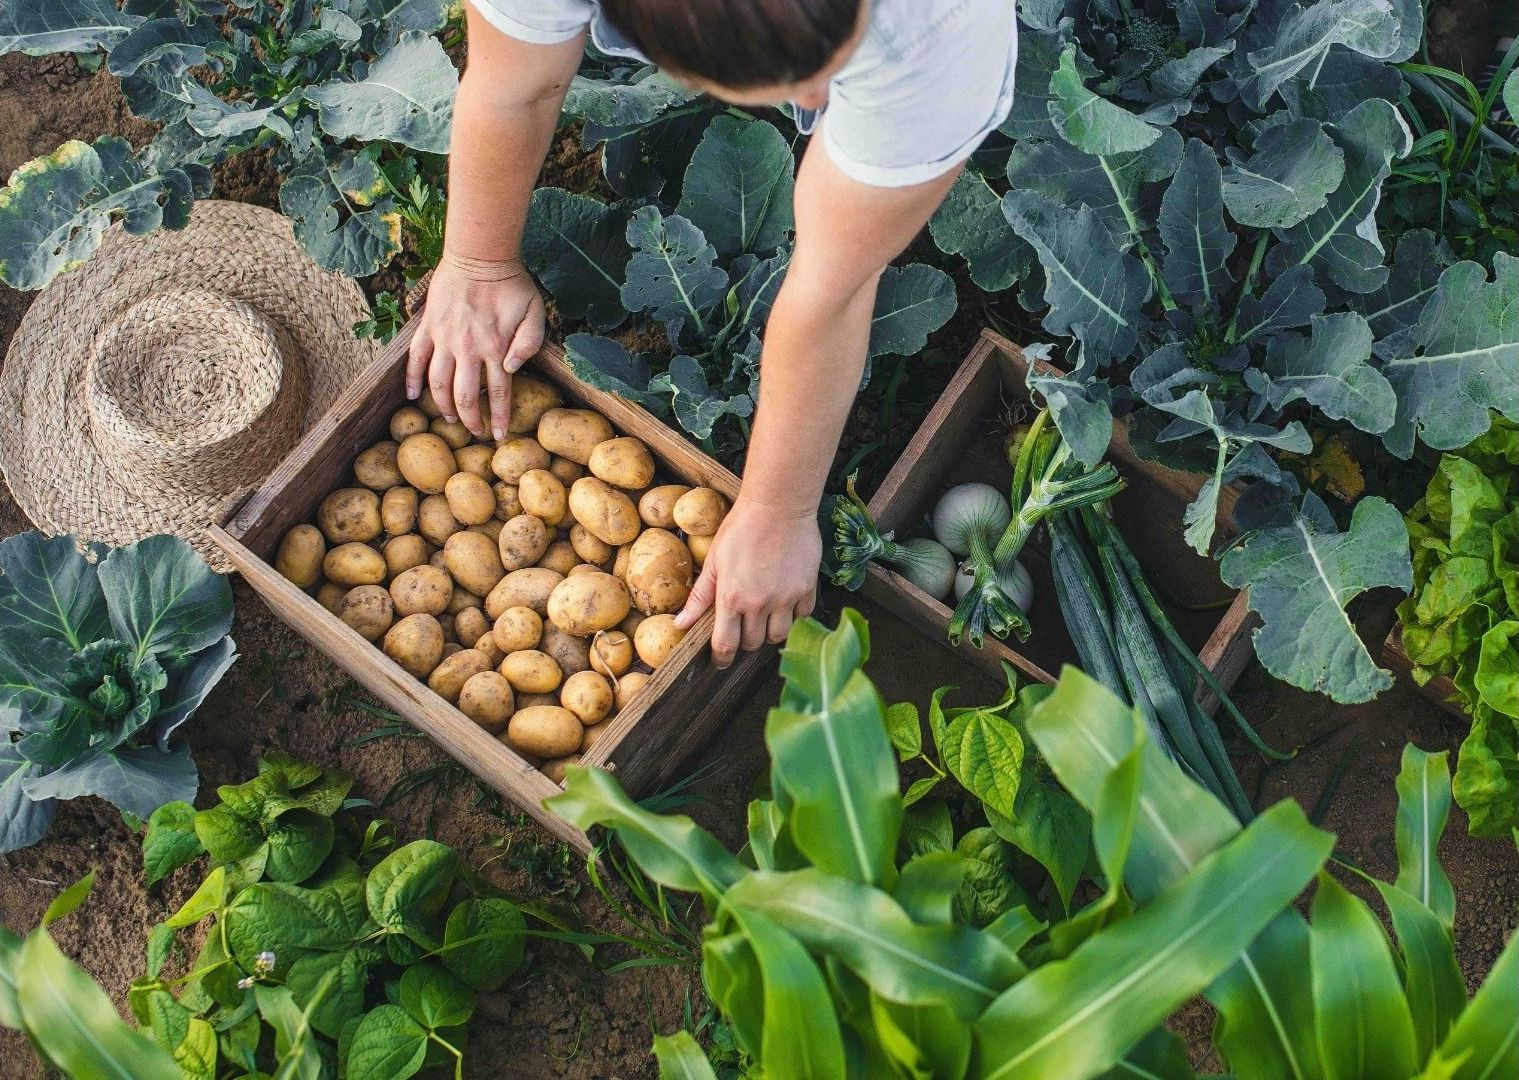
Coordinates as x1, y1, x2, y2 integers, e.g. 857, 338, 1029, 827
827, 477, 957, 598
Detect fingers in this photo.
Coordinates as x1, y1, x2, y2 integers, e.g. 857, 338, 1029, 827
406, 328, 434, 400
453, 356, 486, 438
504, 294, 546, 374
675, 560, 717, 631
484, 356, 513, 441
793, 590, 816, 622
765, 606, 795, 646
741, 611, 768, 652
710, 603, 741, 671
427, 351, 457, 422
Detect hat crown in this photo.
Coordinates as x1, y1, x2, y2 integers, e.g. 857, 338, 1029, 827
85, 290, 308, 494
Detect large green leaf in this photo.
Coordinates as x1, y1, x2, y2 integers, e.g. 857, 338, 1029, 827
1240, 0, 1401, 108
1159, 139, 1236, 307
1048, 45, 1162, 155
646, 355, 754, 440
1255, 312, 1396, 434
1392, 745, 1455, 925
675, 114, 792, 259
620, 206, 726, 337
976, 801, 1333, 1080
365, 840, 456, 931
1419, 928, 1518, 1079
724, 904, 847, 1076
0, 744, 57, 853
1308, 872, 1418, 1080
23, 742, 198, 819
0, 136, 209, 290
562, 67, 695, 128
305, 31, 455, 153
1006, 125, 1183, 244
548, 765, 747, 902
929, 170, 1032, 292
561, 334, 663, 408
939, 706, 1024, 821
766, 613, 901, 887
1222, 118, 1345, 229
522, 189, 632, 332
1374, 881, 1465, 1063
1002, 190, 1151, 365
725, 869, 1022, 1021
1219, 493, 1411, 703
986, 770, 1090, 915
0, 533, 109, 650
344, 1003, 429, 1080
1378, 254, 1519, 458
440, 897, 525, 991
868, 264, 957, 358
279, 147, 400, 278
1350, 230, 1444, 342
142, 799, 202, 887
0, 0, 141, 55
652, 1030, 720, 1080
1206, 912, 1326, 1080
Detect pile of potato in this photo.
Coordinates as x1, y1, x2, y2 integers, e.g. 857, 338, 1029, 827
272, 376, 728, 782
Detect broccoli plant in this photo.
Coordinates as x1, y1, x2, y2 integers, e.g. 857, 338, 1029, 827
0, 0, 459, 286
928, 0, 1519, 704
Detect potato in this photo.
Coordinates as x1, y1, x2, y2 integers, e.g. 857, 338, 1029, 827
612, 543, 633, 581
537, 408, 614, 465
441, 641, 463, 659
453, 606, 490, 648
275, 524, 326, 588
589, 630, 634, 678
428, 648, 493, 703
491, 436, 551, 484
614, 671, 651, 711
351, 442, 401, 491
446, 588, 482, 616
390, 564, 453, 617
430, 416, 472, 450
444, 530, 506, 597
493, 606, 543, 653
569, 523, 615, 567
567, 477, 641, 546
518, 469, 567, 526
384, 614, 444, 679
537, 540, 579, 577
549, 456, 585, 486
390, 405, 430, 441
507, 375, 562, 434
560, 670, 613, 724
638, 485, 690, 529
444, 472, 496, 525
540, 755, 581, 784
473, 630, 505, 665
505, 705, 582, 758
580, 720, 611, 753
635, 614, 687, 668
588, 437, 656, 490
417, 387, 444, 418
625, 529, 693, 615
568, 563, 603, 577
459, 671, 514, 733
470, 519, 505, 544
673, 487, 729, 537
540, 623, 591, 676
500, 650, 562, 694
620, 610, 647, 639
516, 692, 561, 709
316, 581, 348, 615
338, 585, 393, 642
439, 614, 457, 643
317, 488, 383, 544
324, 542, 386, 587
454, 443, 495, 480
492, 481, 523, 521
496, 514, 550, 573
547, 572, 631, 637
485, 567, 563, 619
417, 495, 462, 547
397, 433, 457, 494
686, 533, 711, 567
381, 486, 419, 536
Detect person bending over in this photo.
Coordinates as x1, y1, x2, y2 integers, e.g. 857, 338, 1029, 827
408, 0, 1019, 665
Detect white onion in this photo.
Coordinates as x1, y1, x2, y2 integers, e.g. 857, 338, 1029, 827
931, 483, 1011, 557
887, 537, 957, 600
954, 558, 1034, 611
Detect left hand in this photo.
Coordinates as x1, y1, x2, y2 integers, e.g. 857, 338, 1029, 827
674, 496, 821, 668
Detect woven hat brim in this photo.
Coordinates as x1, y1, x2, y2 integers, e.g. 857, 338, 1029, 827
0, 201, 379, 572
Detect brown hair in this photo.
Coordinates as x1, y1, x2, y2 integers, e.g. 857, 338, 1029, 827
598, 0, 864, 88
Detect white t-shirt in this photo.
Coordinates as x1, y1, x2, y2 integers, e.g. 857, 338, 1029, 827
467, 0, 1019, 187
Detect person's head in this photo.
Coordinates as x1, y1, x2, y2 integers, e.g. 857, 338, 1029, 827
599, 0, 868, 110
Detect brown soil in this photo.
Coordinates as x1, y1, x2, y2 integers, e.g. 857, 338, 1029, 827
2, 15, 1517, 1079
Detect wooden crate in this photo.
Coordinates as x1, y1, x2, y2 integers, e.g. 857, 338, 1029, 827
1382, 623, 1467, 720
861, 330, 1256, 707
211, 322, 770, 855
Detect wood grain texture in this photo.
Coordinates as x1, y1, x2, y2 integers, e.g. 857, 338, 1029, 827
214, 333, 770, 854
864, 329, 1254, 706
1382, 623, 1467, 721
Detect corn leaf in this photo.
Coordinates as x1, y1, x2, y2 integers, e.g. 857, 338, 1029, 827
1392, 745, 1456, 925
1374, 881, 1465, 1062
1417, 929, 1518, 1079
652, 1030, 720, 1080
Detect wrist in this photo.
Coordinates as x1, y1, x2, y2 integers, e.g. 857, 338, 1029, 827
440, 250, 527, 282
735, 490, 821, 524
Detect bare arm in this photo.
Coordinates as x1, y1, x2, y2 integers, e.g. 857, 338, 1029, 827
407, 8, 586, 438
677, 140, 963, 663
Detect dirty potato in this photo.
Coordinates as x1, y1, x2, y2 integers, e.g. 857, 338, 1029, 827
353, 442, 403, 491
390, 564, 454, 617
634, 613, 687, 668
444, 530, 506, 597
537, 539, 579, 577
560, 670, 613, 724
275, 524, 326, 588
381, 486, 419, 536
637, 485, 690, 529
454, 443, 495, 480
444, 471, 496, 525
491, 436, 551, 484
547, 572, 631, 637
338, 585, 393, 641
485, 567, 563, 619
624, 528, 693, 615
390, 405, 430, 441
589, 630, 634, 678
536, 408, 614, 465
500, 650, 563, 694
317, 488, 383, 544
396, 432, 456, 494
417, 495, 462, 547
492, 606, 543, 653
458, 670, 514, 732
518, 469, 567, 526
507, 375, 562, 435
428, 648, 494, 703
497, 514, 551, 572
383, 613, 444, 679
568, 477, 641, 546
505, 705, 582, 758
672, 487, 729, 537
323, 542, 386, 587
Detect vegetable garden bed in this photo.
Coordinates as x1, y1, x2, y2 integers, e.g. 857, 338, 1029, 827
211, 320, 770, 855
859, 330, 1256, 708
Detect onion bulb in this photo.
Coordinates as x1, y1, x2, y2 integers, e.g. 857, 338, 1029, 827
955, 558, 1033, 611
931, 483, 1011, 558
884, 537, 957, 600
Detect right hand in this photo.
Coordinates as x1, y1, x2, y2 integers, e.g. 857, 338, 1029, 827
406, 253, 546, 440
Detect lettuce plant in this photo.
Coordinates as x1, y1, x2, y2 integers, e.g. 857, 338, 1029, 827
0, 0, 459, 285
0, 532, 235, 853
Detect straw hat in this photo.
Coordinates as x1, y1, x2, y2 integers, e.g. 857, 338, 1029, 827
0, 201, 379, 570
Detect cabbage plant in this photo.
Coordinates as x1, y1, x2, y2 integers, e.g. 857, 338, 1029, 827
0, 0, 458, 285
0, 532, 236, 852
